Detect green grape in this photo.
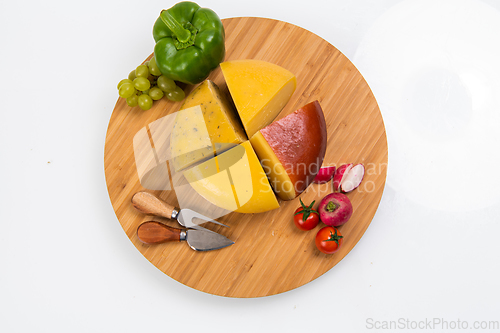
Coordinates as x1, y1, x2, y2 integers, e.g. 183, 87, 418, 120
166, 86, 185, 102
144, 61, 150, 67
138, 94, 153, 110
149, 87, 164, 100
157, 75, 176, 92
148, 56, 162, 76
142, 89, 150, 95
135, 64, 149, 78
126, 95, 139, 107
117, 79, 132, 90
128, 70, 136, 81
118, 83, 136, 98
133, 77, 151, 91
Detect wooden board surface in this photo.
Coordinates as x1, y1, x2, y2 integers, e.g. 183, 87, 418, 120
104, 17, 387, 298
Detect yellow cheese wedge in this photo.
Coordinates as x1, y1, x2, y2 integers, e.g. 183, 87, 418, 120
170, 80, 247, 172
183, 141, 279, 214
220, 60, 296, 138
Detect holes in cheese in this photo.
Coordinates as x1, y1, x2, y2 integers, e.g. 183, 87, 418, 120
250, 101, 327, 201
220, 60, 297, 138
183, 141, 279, 214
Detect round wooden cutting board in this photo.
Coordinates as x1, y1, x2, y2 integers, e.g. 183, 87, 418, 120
105, 17, 387, 297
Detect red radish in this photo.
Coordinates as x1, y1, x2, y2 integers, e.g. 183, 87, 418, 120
318, 193, 353, 226
340, 164, 365, 192
313, 166, 336, 184
332, 163, 353, 191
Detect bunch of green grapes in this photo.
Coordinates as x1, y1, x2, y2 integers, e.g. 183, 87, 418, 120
116, 56, 185, 110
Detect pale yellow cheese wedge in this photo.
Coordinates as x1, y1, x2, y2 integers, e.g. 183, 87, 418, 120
170, 80, 247, 172
220, 60, 296, 138
183, 141, 279, 214
170, 105, 213, 172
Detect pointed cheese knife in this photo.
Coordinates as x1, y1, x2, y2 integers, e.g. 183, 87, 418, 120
137, 221, 234, 251
131, 191, 228, 230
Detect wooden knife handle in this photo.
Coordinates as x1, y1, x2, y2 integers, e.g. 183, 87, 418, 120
131, 191, 176, 219
137, 221, 182, 244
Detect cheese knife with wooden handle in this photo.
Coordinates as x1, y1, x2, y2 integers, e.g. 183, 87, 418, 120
137, 221, 234, 251
131, 191, 228, 230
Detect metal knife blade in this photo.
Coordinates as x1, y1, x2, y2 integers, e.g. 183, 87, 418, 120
184, 228, 235, 251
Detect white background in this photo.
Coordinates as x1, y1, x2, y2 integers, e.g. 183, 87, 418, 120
1, 0, 500, 332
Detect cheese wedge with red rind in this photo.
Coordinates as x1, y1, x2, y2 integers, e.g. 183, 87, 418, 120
250, 101, 327, 200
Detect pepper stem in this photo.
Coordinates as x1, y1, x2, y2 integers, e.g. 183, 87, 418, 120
160, 10, 191, 43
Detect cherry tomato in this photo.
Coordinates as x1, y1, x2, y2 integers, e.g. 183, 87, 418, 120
315, 226, 343, 254
293, 199, 319, 231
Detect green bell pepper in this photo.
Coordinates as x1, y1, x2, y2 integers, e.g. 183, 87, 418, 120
152, 1, 225, 85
